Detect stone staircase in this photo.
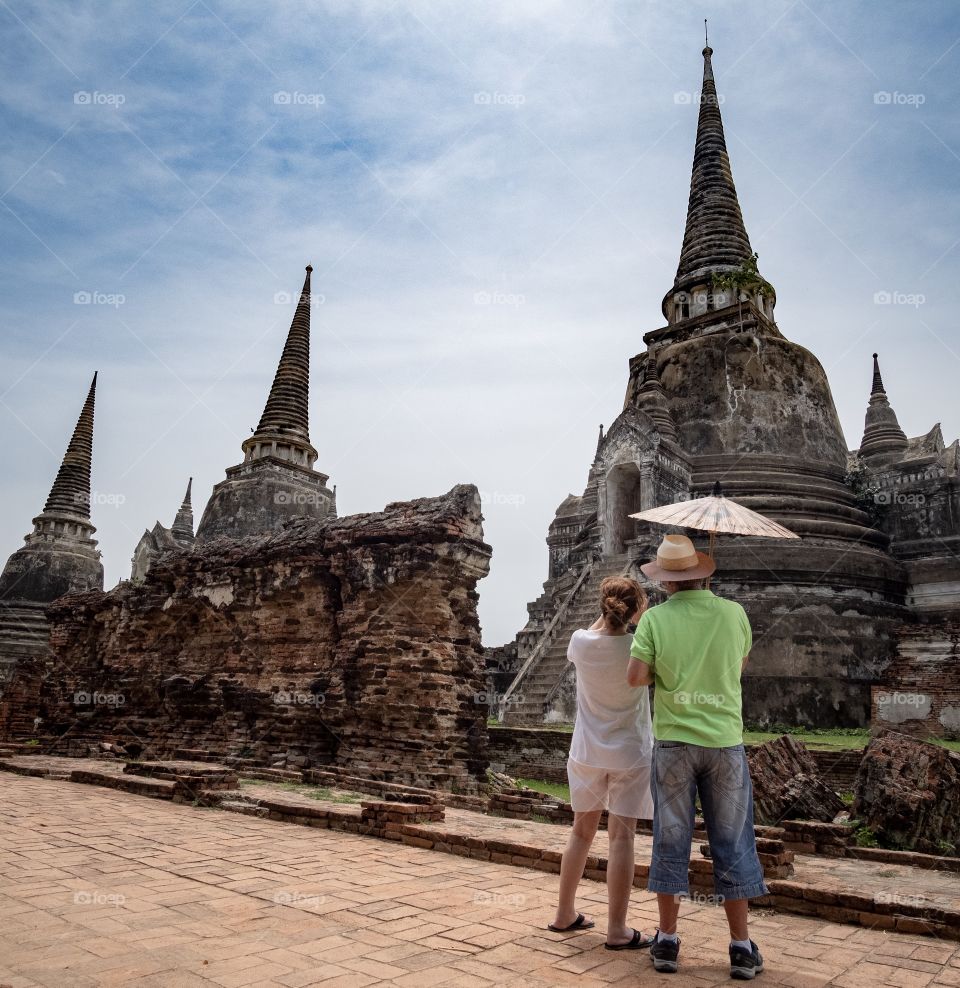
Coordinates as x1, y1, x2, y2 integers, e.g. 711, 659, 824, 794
500, 553, 631, 725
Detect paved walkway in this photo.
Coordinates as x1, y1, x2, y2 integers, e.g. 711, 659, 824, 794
239, 780, 960, 916
1, 776, 959, 986
9, 756, 960, 917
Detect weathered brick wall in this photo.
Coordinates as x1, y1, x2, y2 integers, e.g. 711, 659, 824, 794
808, 749, 863, 792
2, 486, 492, 793
872, 619, 960, 740
487, 726, 571, 782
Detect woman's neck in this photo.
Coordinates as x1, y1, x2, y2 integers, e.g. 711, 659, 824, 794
589, 615, 630, 635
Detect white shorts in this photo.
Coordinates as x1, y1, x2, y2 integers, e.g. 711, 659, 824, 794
567, 757, 654, 820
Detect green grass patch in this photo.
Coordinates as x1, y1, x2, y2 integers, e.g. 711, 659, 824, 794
238, 778, 364, 805
744, 727, 960, 752
742, 727, 871, 750
273, 781, 363, 804
854, 825, 879, 848
517, 778, 570, 802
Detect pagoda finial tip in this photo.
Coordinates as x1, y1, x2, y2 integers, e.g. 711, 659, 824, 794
305, 264, 313, 273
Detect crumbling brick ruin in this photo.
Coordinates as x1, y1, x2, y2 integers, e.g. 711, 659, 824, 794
0, 267, 495, 794
0, 485, 492, 793
854, 731, 960, 856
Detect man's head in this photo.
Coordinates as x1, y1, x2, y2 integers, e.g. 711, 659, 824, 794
640, 534, 715, 588
661, 576, 710, 595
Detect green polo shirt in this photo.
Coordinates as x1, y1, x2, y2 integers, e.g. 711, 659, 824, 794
630, 589, 751, 748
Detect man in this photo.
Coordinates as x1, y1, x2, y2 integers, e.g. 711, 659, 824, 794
628, 533, 767, 980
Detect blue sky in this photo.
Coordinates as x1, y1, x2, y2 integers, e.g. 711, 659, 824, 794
2, 0, 959, 645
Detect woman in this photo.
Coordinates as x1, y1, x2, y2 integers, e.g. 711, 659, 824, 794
547, 576, 655, 950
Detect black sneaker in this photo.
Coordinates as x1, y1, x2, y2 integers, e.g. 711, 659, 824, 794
729, 940, 763, 980
650, 932, 680, 973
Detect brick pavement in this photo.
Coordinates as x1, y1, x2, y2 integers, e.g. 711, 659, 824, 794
236, 779, 960, 918
1, 775, 959, 987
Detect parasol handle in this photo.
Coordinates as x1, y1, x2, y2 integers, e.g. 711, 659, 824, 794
707, 529, 716, 590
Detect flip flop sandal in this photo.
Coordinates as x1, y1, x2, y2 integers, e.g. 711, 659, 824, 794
547, 912, 596, 932
605, 928, 656, 950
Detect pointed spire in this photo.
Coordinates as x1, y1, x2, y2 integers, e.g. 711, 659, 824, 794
242, 266, 318, 467
860, 353, 908, 462
593, 423, 605, 462
636, 351, 679, 443
41, 372, 97, 520
170, 477, 194, 544
871, 352, 885, 395
672, 43, 755, 296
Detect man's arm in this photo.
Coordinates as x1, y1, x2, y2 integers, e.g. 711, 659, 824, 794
627, 656, 653, 687
739, 605, 753, 675
629, 613, 655, 687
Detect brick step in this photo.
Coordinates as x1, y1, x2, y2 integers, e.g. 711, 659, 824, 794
219, 799, 269, 818
224, 761, 303, 782
526, 670, 570, 683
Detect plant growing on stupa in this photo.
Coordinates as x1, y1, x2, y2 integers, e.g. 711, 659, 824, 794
712, 251, 774, 299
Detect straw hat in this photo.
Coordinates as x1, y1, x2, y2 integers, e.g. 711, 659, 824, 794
640, 533, 716, 582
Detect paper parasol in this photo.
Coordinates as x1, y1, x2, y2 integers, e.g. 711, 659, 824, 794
630, 481, 799, 556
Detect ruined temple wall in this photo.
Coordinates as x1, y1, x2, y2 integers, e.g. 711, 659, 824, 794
872, 620, 960, 740
710, 549, 909, 728
3, 486, 492, 793
875, 473, 960, 617
868, 465, 959, 556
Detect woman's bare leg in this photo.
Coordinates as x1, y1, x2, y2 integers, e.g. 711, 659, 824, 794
552, 810, 602, 928
605, 813, 637, 944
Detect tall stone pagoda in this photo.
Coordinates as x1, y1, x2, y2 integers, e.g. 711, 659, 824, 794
130, 477, 196, 581
499, 44, 959, 732
856, 352, 960, 618
0, 372, 104, 690
196, 265, 336, 542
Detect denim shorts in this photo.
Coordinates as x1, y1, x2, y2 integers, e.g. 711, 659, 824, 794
648, 740, 768, 901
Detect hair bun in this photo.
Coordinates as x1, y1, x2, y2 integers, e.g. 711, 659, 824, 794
598, 576, 647, 631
